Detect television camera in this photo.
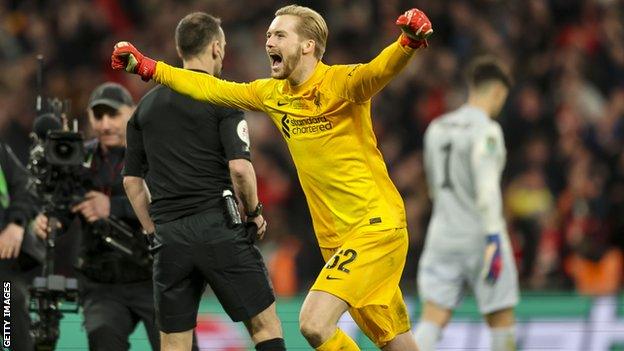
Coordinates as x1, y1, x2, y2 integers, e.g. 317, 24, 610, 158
26, 57, 150, 350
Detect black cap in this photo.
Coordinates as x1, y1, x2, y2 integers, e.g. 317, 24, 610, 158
88, 82, 134, 110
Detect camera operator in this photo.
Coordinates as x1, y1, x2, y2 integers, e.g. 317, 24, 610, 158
34, 83, 159, 350
0, 142, 37, 351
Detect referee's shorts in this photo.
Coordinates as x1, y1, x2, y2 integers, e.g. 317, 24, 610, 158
153, 208, 275, 333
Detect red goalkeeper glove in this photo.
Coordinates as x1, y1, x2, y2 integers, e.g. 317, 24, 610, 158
396, 8, 433, 49
111, 41, 156, 81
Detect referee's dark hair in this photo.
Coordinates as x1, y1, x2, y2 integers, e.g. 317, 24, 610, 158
466, 56, 513, 90
175, 12, 222, 60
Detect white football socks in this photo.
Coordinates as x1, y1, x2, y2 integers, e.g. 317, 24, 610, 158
414, 321, 442, 351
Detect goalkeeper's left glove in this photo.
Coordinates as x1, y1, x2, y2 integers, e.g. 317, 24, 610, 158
396, 8, 433, 49
111, 41, 156, 82
482, 233, 503, 285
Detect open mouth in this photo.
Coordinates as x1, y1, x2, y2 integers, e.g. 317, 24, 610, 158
269, 53, 283, 70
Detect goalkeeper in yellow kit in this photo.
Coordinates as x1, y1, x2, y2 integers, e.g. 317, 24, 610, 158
112, 5, 432, 350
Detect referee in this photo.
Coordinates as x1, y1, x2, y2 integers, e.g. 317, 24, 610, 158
122, 12, 285, 351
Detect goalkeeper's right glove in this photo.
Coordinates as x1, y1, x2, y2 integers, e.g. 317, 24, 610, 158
396, 8, 433, 49
482, 234, 503, 285
111, 41, 156, 81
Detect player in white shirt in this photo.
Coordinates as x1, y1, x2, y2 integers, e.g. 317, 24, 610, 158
415, 57, 518, 351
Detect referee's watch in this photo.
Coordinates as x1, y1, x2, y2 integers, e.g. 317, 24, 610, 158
143, 231, 162, 253
246, 202, 263, 219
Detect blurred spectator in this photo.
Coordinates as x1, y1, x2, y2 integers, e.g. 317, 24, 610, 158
506, 166, 554, 282
557, 152, 622, 294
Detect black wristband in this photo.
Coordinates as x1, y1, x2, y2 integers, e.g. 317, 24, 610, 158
246, 202, 263, 218
144, 232, 162, 253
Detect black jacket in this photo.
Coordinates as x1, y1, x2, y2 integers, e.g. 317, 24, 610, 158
0, 143, 34, 226
0, 142, 38, 271
74, 140, 151, 284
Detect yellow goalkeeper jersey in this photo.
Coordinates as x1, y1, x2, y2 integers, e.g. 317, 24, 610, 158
154, 39, 414, 248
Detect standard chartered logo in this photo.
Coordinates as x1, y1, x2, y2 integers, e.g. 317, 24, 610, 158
281, 114, 291, 138
280, 114, 333, 139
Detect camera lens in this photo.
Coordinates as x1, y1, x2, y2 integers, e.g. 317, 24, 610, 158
54, 142, 74, 159
44, 131, 85, 166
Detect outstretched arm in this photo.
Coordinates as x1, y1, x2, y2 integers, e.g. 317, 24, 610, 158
111, 42, 264, 111
339, 40, 416, 103
155, 63, 264, 111
337, 8, 433, 103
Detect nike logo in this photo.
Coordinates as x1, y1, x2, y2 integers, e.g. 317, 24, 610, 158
277, 101, 288, 106
325, 275, 342, 280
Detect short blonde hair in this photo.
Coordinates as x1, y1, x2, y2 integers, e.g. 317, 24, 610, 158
275, 5, 328, 60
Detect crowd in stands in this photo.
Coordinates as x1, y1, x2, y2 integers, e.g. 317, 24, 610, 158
1, 0, 622, 295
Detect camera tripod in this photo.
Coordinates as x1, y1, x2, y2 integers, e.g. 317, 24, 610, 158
29, 216, 79, 351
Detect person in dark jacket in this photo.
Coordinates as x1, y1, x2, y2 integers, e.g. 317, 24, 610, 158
0, 142, 38, 351
33, 83, 166, 351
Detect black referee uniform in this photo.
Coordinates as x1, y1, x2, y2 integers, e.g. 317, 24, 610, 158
123, 71, 275, 333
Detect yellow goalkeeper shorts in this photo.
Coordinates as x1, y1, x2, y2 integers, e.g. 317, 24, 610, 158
310, 227, 411, 347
